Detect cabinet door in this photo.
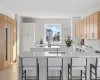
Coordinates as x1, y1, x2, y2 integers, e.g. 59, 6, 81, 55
81, 20, 84, 39
79, 21, 81, 38
10, 23, 13, 64
80, 20, 82, 39
86, 17, 90, 39
77, 22, 79, 38
93, 12, 98, 39
76, 22, 78, 38
4, 15, 7, 22
78, 22, 80, 38
4, 22, 8, 68
90, 14, 94, 39
76, 23, 78, 38
75, 23, 77, 38
7, 23, 11, 66
83, 19, 87, 39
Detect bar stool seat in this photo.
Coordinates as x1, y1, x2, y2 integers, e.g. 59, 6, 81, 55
23, 66, 37, 70
48, 66, 62, 70
72, 67, 86, 70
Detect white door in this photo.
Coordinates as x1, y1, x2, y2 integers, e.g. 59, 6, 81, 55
21, 23, 35, 52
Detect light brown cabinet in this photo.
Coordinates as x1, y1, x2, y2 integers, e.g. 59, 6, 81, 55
0, 14, 17, 70
75, 11, 100, 39
83, 18, 87, 39
89, 14, 94, 39
86, 16, 90, 39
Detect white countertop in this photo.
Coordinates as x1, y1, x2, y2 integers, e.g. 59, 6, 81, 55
34, 45, 60, 48
19, 51, 100, 58
73, 45, 95, 52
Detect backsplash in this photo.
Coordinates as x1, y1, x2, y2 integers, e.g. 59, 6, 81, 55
85, 40, 100, 50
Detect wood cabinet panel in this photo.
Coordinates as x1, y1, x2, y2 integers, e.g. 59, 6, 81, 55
76, 22, 78, 38
75, 23, 77, 38
86, 17, 90, 39
0, 22, 5, 70
83, 19, 87, 39
77, 21, 79, 38
0, 14, 17, 70
76, 23, 78, 38
93, 12, 98, 39
98, 12, 100, 39
79, 21, 82, 38
77, 21, 80, 38
4, 15, 8, 22
89, 14, 94, 39
75, 11, 100, 39
81, 20, 84, 39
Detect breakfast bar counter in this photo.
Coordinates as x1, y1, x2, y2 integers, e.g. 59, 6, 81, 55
19, 51, 100, 58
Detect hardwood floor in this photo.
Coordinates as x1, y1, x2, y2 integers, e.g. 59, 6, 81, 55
0, 62, 18, 80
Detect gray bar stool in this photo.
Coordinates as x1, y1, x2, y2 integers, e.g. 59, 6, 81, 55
68, 58, 87, 80
21, 58, 39, 80
47, 58, 63, 80
90, 58, 100, 80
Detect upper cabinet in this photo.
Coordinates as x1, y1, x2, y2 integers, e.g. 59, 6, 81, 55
75, 11, 100, 39
93, 12, 98, 39
89, 14, 94, 39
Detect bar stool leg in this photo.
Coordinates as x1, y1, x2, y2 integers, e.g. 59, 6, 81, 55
68, 65, 69, 80
60, 70, 61, 80
81, 70, 82, 80
90, 64, 92, 80
70, 68, 72, 80
47, 58, 48, 80
95, 68, 97, 80
85, 69, 87, 80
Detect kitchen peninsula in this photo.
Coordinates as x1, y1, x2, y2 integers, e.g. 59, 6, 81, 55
18, 50, 100, 80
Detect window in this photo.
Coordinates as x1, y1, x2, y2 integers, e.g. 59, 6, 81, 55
45, 24, 62, 43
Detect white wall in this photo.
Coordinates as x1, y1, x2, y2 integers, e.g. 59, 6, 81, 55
15, 15, 22, 55
71, 17, 81, 45
85, 40, 100, 51
34, 18, 71, 44
0, 6, 15, 19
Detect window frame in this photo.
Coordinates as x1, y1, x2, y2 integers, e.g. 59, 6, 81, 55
44, 24, 62, 44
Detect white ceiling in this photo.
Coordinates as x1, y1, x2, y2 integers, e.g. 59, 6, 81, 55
0, 0, 100, 18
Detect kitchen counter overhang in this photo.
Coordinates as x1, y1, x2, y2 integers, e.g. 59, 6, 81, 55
19, 51, 100, 58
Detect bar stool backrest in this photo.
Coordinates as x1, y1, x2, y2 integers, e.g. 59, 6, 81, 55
97, 58, 100, 66
48, 58, 62, 66
71, 58, 87, 67
23, 58, 37, 66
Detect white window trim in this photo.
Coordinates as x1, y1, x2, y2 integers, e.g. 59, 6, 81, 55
44, 24, 62, 44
